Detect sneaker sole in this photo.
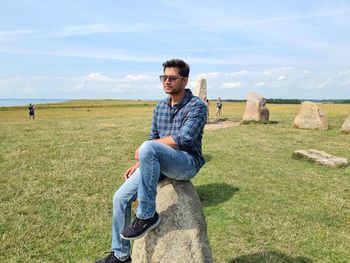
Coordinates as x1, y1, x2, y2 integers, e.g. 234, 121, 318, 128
120, 215, 161, 241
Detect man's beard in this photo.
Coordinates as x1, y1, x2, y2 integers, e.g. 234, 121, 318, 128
164, 84, 183, 95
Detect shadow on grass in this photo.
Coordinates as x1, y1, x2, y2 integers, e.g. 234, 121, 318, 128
241, 120, 279, 125
196, 183, 239, 207
230, 251, 313, 263
203, 154, 212, 163
208, 117, 229, 123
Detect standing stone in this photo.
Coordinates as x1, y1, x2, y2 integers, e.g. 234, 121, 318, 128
292, 101, 328, 130
132, 178, 213, 263
259, 105, 270, 123
193, 78, 207, 100
341, 114, 350, 134
242, 92, 266, 122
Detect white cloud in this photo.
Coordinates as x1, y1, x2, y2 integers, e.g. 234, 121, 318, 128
71, 73, 158, 95
228, 70, 249, 77
256, 82, 266, 87
125, 74, 152, 81
196, 70, 250, 80
87, 73, 112, 82
221, 81, 244, 89
263, 67, 294, 76
0, 29, 40, 42
195, 72, 222, 79
0, 24, 149, 42
49, 24, 146, 38
337, 70, 350, 77
1, 68, 349, 100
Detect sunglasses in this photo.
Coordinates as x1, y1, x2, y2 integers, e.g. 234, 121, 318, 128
159, 75, 184, 82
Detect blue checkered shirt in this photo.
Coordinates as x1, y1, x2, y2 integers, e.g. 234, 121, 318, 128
149, 89, 207, 171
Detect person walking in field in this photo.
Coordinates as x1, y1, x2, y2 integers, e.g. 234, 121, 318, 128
202, 96, 210, 122
215, 97, 222, 118
95, 59, 208, 263
28, 103, 35, 120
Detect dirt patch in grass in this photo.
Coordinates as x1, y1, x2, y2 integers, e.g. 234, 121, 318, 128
204, 119, 240, 131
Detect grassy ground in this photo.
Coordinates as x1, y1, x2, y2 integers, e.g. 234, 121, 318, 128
1, 100, 349, 263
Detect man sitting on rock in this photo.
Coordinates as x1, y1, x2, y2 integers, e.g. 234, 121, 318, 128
95, 59, 207, 263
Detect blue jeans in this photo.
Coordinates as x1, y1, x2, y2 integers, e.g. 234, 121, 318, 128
111, 140, 198, 260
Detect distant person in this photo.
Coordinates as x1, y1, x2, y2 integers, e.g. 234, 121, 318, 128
95, 59, 207, 263
203, 96, 210, 122
28, 103, 35, 120
215, 97, 222, 118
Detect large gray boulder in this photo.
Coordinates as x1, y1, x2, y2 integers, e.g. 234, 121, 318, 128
341, 114, 350, 134
292, 101, 328, 130
132, 178, 213, 263
242, 92, 266, 122
193, 77, 207, 100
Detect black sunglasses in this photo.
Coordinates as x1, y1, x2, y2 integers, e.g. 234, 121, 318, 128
159, 75, 184, 82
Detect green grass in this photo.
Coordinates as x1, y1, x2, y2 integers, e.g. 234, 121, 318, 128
1, 101, 349, 263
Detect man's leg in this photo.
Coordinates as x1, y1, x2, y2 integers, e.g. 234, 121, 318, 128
136, 140, 198, 219
120, 140, 197, 240
110, 168, 139, 260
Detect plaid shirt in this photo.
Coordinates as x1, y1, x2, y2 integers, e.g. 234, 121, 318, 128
149, 89, 207, 170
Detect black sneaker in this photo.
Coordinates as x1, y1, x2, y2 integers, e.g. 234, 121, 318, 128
95, 251, 131, 263
120, 212, 161, 240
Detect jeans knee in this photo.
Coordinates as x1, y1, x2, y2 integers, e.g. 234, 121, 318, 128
113, 188, 136, 208
113, 190, 127, 208
138, 140, 158, 160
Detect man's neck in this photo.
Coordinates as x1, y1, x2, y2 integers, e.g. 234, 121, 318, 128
170, 89, 186, 106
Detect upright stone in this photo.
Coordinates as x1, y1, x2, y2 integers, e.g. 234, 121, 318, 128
260, 106, 270, 123
292, 101, 328, 130
242, 92, 266, 122
341, 114, 350, 134
193, 77, 207, 100
132, 178, 213, 263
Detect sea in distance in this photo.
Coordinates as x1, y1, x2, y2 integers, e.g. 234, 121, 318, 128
0, 99, 68, 107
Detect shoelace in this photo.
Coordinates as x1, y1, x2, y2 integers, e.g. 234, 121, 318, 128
132, 218, 146, 230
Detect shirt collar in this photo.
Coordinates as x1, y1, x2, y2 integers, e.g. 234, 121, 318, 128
167, 89, 193, 107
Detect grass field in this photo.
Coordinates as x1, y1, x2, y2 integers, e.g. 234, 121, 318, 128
1, 100, 349, 263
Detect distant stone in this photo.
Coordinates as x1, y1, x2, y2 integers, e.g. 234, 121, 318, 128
293, 149, 349, 167
259, 106, 270, 123
193, 77, 207, 100
292, 101, 328, 130
242, 92, 267, 122
341, 114, 350, 134
132, 178, 213, 263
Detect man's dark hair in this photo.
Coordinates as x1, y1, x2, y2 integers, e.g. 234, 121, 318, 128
162, 59, 190, 77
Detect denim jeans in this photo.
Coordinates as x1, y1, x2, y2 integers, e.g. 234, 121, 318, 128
111, 140, 198, 260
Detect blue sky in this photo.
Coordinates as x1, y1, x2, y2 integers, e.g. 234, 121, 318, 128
0, 0, 350, 100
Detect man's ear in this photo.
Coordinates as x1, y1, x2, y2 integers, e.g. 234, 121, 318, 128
183, 77, 189, 87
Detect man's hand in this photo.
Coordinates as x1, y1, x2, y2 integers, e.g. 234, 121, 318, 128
123, 161, 139, 180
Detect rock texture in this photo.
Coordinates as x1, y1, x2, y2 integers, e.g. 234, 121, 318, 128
242, 92, 267, 122
260, 106, 270, 123
132, 178, 213, 263
341, 114, 350, 134
292, 101, 328, 130
293, 149, 349, 167
193, 77, 207, 100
